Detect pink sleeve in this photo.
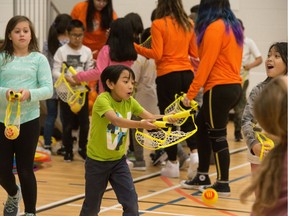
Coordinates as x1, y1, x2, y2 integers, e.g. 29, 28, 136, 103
96, 45, 110, 72
75, 68, 101, 82
75, 45, 110, 83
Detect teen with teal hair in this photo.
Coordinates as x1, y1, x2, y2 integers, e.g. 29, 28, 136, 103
181, 0, 244, 196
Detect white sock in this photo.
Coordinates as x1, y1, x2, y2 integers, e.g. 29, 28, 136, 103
190, 152, 199, 164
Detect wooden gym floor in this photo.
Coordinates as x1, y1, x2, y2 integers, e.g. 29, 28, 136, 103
0, 122, 253, 216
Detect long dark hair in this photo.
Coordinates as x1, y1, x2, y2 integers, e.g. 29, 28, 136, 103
195, 0, 243, 46
86, 0, 114, 32
107, 18, 137, 62
124, 13, 144, 44
0, 16, 38, 65
47, 14, 71, 56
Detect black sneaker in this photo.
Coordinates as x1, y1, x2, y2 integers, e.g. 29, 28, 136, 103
150, 150, 168, 166
78, 149, 87, 160
199, 181, 231, 197
64, 152, 74, 162
57, 146, 66, 156
180, 173, 211, 189
234, 131, 243, 142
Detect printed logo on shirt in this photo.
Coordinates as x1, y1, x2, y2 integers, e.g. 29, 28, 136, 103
67, 55, 84, 70
106, 111, 131, 150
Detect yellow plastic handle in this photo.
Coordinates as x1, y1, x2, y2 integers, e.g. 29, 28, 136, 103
181, 93, 199, 110
9, 91, 22, 100
65, 64, 90, 90
257, 132, 275, 160
153, 121, 173, 128
162, 110, 192, 122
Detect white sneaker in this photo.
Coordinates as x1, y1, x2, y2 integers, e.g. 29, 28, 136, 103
161, 160, 179, 178
187, 153, 199, 179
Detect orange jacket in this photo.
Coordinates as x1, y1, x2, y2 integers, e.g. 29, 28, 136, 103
134, 16, 198, 77
187, 19, 243, 100
71, 1, 117, 59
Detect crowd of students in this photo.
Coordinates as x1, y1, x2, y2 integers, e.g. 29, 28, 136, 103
0, 0, 286, 215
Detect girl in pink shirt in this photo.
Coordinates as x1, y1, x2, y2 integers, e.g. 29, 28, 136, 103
72, 18, 137, 93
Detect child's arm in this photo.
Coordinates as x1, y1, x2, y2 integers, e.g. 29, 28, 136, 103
138, 110, 179, 125
242, 85, 262, 156
104, 110, 158, 130
52, 49, 64, 80
73, 67, 101, 83
73, 46, 109, 85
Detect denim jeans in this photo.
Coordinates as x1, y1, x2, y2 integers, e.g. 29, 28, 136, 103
80, 156, 139, 216
43, 99, 62, 146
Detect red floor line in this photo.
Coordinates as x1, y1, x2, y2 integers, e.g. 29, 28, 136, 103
160, 176, 238, 216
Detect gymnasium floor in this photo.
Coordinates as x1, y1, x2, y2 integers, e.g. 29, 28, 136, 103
0, 122, 253, 216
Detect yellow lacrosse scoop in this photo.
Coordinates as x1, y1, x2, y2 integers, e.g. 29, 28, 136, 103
4, 91, 21, 140
256, 132, 275, 160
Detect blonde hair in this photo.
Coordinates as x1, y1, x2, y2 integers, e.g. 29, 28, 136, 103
240, 76, 287, 215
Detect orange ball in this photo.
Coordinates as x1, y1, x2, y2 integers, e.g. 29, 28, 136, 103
202, 188, 218, 204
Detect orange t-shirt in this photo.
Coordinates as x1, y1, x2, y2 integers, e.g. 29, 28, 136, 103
186, 19, 243, 100
71, 1, 117, 59
134, 16, 198, 77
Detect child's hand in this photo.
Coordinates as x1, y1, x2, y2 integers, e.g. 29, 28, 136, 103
139, 120, 158, 130
65, 75, 77, 86
165, 115, 178, 124
252, 143, 262, 157
72, 75, 81, 84
252, 142, 272, 158
18, 89, 30, 102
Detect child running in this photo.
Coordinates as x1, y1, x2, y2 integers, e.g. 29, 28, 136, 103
80, 65, 176, 215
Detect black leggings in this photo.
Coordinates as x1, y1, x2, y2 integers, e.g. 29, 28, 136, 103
60, 97, 89, 153
0, 118, 40, 213
156, 70, 196, 161
196, 84, 241, 181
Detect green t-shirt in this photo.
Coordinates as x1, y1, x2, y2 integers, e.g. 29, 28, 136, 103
87, 92, 144, 161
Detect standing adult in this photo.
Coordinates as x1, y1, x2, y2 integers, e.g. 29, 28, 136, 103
233, 18, 263, 142
134, 0, 198, 178
71, 0, 117, 60
181, 0, 244, 196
